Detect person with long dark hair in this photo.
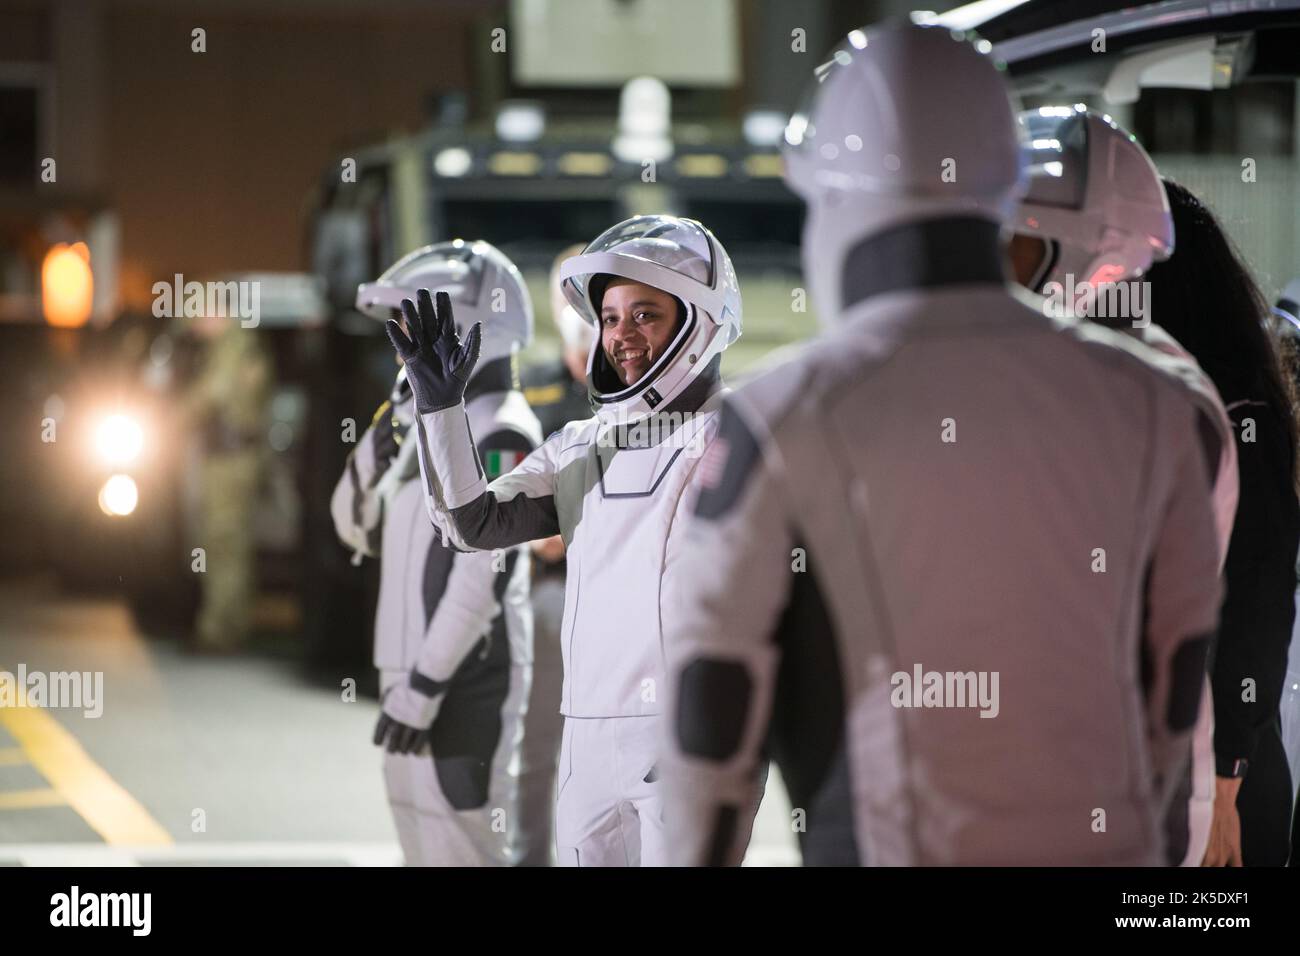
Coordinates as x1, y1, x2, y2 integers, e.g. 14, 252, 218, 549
1006, 111, 1236, 867
1147, 179, 1300, 866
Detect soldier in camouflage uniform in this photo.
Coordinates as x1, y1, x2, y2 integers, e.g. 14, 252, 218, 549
182, 313, 271, 652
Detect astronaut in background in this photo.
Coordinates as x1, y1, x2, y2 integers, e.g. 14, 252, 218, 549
334, 240, 551, 865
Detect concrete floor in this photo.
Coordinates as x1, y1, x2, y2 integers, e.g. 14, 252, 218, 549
0, 575, 798, 866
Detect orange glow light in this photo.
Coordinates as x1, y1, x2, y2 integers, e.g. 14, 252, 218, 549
42, 242, 94, 328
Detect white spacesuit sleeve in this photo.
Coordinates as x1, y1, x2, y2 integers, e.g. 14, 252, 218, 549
662, 399, 792, 866
1143, 402, 1224, 812
411, 548, 506, 685
414, 403, 561, 551
409, 419, 538, 686
330, 423, 386, 560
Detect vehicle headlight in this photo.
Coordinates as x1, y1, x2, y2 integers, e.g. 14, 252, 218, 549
94, 414, 144, 465
98, 474, 139, 517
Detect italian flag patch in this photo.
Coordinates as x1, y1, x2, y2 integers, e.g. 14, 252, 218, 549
484, 449, 525, 479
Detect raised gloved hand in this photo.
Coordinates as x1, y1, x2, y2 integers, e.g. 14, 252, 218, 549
385, 289, 482, 415
373, 673, 446, 755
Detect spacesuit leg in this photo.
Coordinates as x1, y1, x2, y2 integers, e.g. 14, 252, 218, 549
380, 669, 494, 866
1282, 590, 1300, 864
1179, 682, 1216, 866
490, 661, 536, 866
555, 717, 641, 866
620, 715, 667, 867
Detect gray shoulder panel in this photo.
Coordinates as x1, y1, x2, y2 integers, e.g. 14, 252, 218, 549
692, 400, 764, 521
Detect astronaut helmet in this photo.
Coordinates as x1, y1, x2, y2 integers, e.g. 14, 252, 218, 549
558, 215, 742, 422
783, 22, 1026, 322
1012, 106, 1173, 299
356, 239, 533, 374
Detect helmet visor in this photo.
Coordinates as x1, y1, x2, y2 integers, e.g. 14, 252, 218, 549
382, 242, 487, 307
783, 29, 870, 160
561, 216, 716, 317
1019, 108, 1089, 210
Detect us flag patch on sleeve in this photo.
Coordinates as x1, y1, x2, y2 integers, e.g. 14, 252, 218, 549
693, 402, 762, 521
483, 449, 525, 479
697, 438, 730, 490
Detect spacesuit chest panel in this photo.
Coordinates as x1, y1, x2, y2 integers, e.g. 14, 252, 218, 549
592, 413, 712, 498
595, 441, 686, 497
555, 413, 717, 716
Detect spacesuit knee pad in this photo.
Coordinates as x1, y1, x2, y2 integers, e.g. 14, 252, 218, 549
433, 754, 492, 811
675, 658, 753, 761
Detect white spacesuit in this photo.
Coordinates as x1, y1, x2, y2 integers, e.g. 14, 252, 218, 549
1272, 279, 1300, 798
1281, 279, 1300, 812
332, 240, 549, 865
660, 23, 1224, 866
1011, 106, 1238, 867
387, 215, 745, 866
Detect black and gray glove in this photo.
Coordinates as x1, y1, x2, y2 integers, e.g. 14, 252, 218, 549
372, 672, 446, 755
385, 289, 482, 415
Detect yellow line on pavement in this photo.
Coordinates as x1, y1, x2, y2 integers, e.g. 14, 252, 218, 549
0, 788, 66, 810
0, 680, 172, 845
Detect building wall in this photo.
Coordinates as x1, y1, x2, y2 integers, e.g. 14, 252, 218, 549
1, 0, 488, 313
103, 2, 483, 307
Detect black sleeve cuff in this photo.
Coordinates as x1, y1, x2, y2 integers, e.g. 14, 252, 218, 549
1215, 755, 1249, 779
409, 671, 449, 698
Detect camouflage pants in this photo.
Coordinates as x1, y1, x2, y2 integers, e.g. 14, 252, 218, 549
196, 453, 259, 650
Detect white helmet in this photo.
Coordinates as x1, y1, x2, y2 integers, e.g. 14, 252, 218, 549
356, 239, 533, 371
558, 215, 741, 423
1015, 106, 1173, 297
783, 22, 1025, 322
